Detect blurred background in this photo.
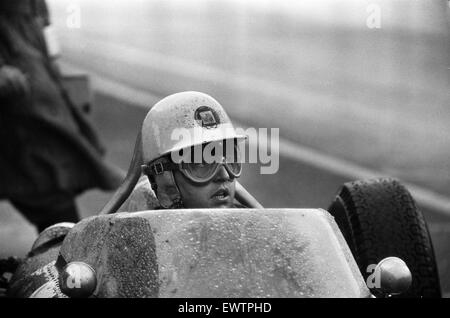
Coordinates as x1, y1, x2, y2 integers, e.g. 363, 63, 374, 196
1, 0, 449, 295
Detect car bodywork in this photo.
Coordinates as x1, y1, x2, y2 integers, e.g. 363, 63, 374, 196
8, 208, 372, 298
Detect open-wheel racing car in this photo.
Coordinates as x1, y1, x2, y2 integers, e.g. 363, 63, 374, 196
1, 92, 442, 298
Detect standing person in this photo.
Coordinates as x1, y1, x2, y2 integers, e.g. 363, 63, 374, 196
0, 0, 123, 232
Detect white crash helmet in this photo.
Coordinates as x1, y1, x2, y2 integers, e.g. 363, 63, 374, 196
142, 91, 246, 208
141, 91, 245, 164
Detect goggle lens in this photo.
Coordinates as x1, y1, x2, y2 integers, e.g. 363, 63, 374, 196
181, 141, 243, 183
182, 161, 242, 183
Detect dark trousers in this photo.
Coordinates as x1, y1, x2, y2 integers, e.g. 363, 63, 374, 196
10, 193, 79, 233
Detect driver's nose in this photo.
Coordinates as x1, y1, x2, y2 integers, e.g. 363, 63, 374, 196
214, 164, 232, 182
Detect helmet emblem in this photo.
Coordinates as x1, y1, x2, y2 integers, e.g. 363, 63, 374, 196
195, 106, 219, 128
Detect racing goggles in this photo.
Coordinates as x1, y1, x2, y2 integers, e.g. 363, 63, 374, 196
143, 141, 243, 184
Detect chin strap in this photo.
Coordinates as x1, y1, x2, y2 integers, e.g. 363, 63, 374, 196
152, 170, 184, 209
143, 157, 184, 209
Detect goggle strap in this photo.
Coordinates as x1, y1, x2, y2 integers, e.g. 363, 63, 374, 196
142, 161, 179, 176
143, 161, 242, 181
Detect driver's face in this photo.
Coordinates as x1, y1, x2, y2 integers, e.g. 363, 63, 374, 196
173, 165, 236, 209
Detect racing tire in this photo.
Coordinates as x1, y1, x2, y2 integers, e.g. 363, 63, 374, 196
328, 177, 441, 298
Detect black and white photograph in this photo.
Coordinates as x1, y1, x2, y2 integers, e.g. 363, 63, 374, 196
0, 0, 448, 301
